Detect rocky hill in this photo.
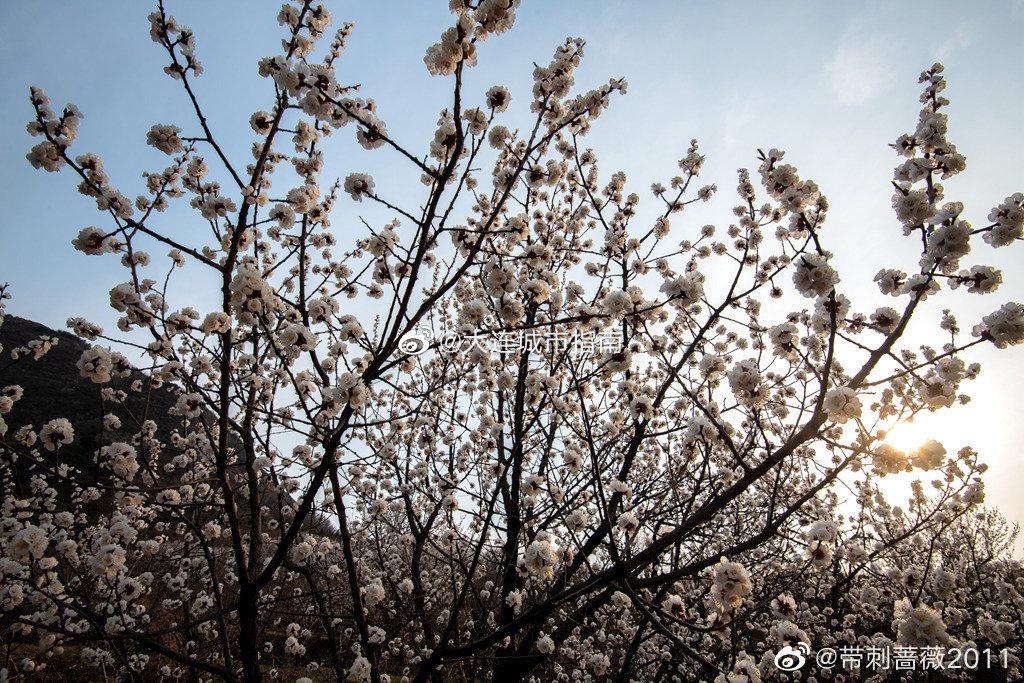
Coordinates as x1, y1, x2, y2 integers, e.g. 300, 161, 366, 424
0, 313, 330, 533
0, 315, 180, 472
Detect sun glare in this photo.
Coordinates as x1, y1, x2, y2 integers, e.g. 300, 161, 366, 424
882, 411, 966, 454
883, 420, 931, 452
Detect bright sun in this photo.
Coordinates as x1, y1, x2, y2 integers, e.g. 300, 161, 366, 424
883, 420, 931, 452
883, 411, 963, 453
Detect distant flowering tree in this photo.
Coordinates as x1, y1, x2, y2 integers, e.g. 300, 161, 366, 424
4, 1, 1024, 681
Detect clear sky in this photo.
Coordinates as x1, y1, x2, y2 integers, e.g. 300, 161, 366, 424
2, 1, 1023, 542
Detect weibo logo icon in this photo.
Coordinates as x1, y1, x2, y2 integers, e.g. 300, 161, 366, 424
774, 642, 810, 671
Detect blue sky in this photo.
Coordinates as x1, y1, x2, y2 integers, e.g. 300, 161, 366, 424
2, 1, 1023, 539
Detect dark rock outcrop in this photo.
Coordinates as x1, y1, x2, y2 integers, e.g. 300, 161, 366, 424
0, 315, 179, 476
0, 314, 331, 533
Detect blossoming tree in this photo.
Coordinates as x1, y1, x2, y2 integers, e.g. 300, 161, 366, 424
3, 1, 1024, 681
